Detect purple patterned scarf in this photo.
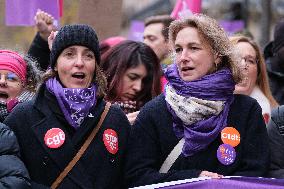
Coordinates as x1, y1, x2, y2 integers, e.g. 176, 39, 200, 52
46, 77, 97, 129
165, 64, 235, 156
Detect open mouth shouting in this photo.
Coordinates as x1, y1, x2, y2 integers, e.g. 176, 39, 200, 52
0, 91, 9, 102
72, 72, 86, 80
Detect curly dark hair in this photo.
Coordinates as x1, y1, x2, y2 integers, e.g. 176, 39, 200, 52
23, 55, 43, 92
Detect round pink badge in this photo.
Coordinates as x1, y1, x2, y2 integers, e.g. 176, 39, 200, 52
103, 129, 118, 154
217, 144, 236, 165
44, 128, 65, 149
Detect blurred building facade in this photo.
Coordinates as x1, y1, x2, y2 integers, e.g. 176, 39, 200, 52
0, 0, 284, 52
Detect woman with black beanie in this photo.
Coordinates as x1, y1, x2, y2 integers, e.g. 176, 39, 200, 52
4, 24, 130, 189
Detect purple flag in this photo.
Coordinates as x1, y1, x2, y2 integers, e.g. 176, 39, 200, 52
219, 20, 245, 36
5, 0, 60, 26
127, 20, 144, 42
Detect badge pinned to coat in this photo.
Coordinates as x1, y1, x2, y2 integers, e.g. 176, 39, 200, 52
44, 128, 65, 149
103, 129, 118, 155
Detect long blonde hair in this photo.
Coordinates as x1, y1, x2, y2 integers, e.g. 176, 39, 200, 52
230, 35, 278, 108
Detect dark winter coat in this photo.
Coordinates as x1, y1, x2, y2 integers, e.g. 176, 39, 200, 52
125, 94, 270, 188
0, 122, 31, 189
27, 32, 50, 71
264, 43, 284, 105
4, 84, 130, 189
267, 105, 284, 178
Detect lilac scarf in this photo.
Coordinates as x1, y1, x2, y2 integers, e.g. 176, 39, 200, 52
165, 64, 235, 156
46, 77, 97, 129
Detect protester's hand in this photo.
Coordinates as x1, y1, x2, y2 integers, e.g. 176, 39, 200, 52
126, 111, 139, 125
35, 9, 57, 41
48, 31, 58, 50
199, 171, 223, 179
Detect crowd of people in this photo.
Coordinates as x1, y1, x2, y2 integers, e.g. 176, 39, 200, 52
0, 9, 284, 189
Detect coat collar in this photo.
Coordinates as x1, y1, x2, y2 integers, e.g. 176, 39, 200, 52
30, 83, 103, 187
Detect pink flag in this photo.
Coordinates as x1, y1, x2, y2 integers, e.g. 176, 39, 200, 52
59, 0, 63, 17
5, 0, 60, 26
171, 0, 202, 19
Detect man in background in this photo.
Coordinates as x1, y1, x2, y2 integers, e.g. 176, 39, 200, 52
143, 15, 174, 70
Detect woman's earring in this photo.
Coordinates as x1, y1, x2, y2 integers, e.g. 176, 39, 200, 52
215, 62, 218, 71
214, 55, 221, 71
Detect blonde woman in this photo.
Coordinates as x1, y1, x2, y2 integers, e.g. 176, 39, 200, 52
125, 14, 269, 188
231, 35, 278, 124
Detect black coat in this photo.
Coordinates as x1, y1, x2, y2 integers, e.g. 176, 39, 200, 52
265, 55, 284, 105
27, 32, 50, 71
267, 106, 284, 178
125, 94, 270, 188
264, 40, 284, 105
4, 84, 130, 189
0, 122, 31, 189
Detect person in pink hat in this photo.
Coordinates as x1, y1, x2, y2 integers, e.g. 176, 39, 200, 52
99, 36, 126, 55
0, 50, 41, 121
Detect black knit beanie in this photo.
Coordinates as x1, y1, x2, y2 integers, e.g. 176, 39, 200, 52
272, 20, 284, 54
50, 24, 100, 69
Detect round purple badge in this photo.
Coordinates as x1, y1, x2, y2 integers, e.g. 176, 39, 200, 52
217, 144, 236, 165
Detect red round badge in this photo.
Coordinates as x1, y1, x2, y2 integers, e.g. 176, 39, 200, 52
44, 128, 65, 149
103, 129, 118, 154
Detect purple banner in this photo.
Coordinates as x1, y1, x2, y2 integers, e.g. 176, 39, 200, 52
5, 0, 60, 26
219, 20, 245, 36
127, 20, 144, 42
161, 177, 284, 189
